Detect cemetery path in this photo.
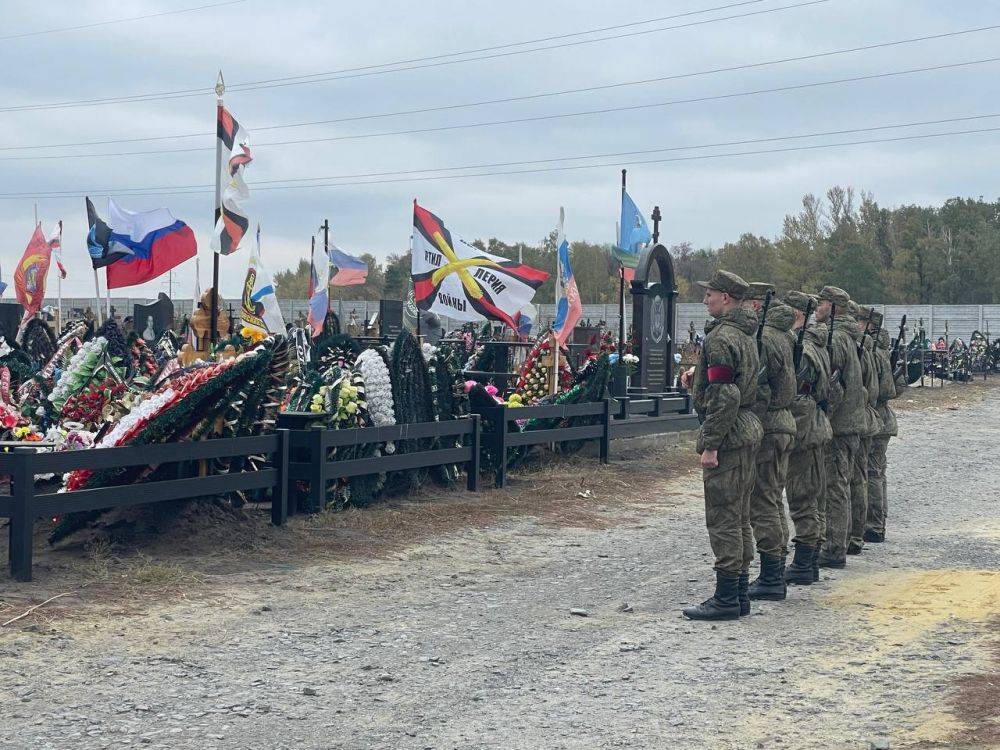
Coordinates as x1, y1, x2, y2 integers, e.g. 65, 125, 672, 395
1, 383, 999, 750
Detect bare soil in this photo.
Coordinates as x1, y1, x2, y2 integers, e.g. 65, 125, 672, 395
1, 380, 999, 750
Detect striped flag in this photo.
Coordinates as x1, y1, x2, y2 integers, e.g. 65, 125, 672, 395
211, 106, 252, 256
50, 221, 67, 279
552, 208, 581, 345
307, 236, 328, 338
328, 244, 369, 287
241, 225, 285, 336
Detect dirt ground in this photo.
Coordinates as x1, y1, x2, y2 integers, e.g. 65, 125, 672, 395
1, 378, 998, 749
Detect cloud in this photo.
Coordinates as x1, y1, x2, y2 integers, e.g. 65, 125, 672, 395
0, 0, 997, 299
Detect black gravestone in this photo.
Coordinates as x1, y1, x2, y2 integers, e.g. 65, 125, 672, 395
0, 302, 24, 343
379, 299, 404, 339
629, 244, 677, 394
134, 293, 175, 342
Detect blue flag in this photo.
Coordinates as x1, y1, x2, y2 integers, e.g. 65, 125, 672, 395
615, 190, 651, 276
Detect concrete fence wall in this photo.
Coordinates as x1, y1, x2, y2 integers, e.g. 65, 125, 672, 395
35, 298, 1000, 343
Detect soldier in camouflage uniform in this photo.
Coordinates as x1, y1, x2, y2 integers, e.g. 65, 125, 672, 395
848, 302, 882, 555
813, 287, 865, 568
742, 284, 796, 601
863, 310, 898, 542
782, 291, 833, 585
683, 270, 763, 621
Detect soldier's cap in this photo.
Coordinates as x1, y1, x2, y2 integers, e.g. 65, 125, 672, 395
846, 300, 860, 317
783, 290, 818, 313
857, 305, 884, 325
696, 269, 749, 300
744, 282, 775, 301
817, 285, 851, 307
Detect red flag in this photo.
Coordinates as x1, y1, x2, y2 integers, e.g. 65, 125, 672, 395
14, 224, 52, 319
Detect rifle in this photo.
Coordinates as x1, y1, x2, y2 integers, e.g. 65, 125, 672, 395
756, 289, 774, 358
827, 302, 842, 390
890, 314, 907, 369
756, 289, 774, 384
793, 297, 815, 371
858, 311, 882, 358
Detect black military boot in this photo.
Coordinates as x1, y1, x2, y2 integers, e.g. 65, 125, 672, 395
816, 551, 846, 569
682, 570, 740, 621
847, 539, 864, 555
747, 552, 786, 600
785, 542, 814, 586
863, 529, 885, 543
738, 570, 751, 616
811, 544, 820, 582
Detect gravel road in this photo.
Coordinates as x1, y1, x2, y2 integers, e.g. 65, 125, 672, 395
1, 385, 998, 750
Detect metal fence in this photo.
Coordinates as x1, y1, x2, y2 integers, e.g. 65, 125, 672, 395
37, 298, 1000, 343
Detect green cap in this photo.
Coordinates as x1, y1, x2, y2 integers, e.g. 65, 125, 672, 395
858, 305, 884, 326
817, 286, 851, 307
846, 300, 860, 317
783, 290, 817, 313
697, 269, 750, 300
745, 282, 775, 301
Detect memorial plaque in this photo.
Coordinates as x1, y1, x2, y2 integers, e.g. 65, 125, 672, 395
379, 299, 404, 339
134, 293, 175, 342
630, 243, 678, 394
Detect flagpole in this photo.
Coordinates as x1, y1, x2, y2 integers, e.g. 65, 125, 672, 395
93, 268, 103, 325
321, 219, 330, 324
210, 71, 225, 346
619, 169, 627, 350
56, 221, 63, 331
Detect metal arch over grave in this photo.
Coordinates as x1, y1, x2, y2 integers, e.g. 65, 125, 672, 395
629, 242, 678, 393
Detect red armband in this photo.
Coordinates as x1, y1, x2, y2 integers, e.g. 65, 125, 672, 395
706, 365, 735, 384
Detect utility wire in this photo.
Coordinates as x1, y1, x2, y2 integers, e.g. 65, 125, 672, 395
4, 114, 998, 199
0, 0, 830, 113
1, 55, 995, 162
0, 0, 247, 42
6, 23, 998, 152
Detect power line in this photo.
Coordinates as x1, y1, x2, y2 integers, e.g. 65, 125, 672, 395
4, 114, 998, 199
2, 55, 995, 162
0, 0, 247, 42
0, 0, 831, 113
6, 23, 999, 152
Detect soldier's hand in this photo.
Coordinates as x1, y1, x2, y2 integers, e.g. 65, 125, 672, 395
680, 367, 695, 389
700, 449, 719, 468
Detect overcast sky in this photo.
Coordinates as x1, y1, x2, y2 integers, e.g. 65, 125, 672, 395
0, 0, 997, 299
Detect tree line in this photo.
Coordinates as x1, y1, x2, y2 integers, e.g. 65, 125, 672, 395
275, 187, 1000, 305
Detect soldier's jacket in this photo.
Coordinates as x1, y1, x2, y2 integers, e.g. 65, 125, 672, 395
752, 302, 797, 436
874, 329, 899, 437
692, 306, 764, 453
826, 316, 866, 436
788, 323, 833, 449
858, 334, 883, 437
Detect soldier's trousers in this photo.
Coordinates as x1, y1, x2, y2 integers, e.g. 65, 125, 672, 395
865, 436, 890, 535
849, 436, 872, 547
822, 433, 860, 560
749, 432, 793, 556
785, 443, 826, 547
703, 445, 756, 575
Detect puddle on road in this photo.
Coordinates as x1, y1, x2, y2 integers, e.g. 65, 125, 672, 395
821, 569, 1000, 642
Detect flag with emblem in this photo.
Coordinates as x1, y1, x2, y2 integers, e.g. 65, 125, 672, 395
14, 224, 53, 329
241, 225, 285, 336
410, 200, 548, 330
551, 208, 581, 345
211, 105, 252, 255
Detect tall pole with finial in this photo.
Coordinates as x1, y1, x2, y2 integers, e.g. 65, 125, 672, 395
320, 219, 331, 325
210, 70, 225, 346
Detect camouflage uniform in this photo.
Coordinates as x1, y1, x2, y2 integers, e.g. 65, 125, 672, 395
848, 303, 882, 554
866, 325, 898, 540
685, 271, 763, 622
783, 292, 833, 567
743, 287, 797, 560
816, 288, 866, 566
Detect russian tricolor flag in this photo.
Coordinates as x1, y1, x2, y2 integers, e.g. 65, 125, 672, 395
327, 244, 368, 287
552, 207, 582, 346
104, 198, 197, 289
